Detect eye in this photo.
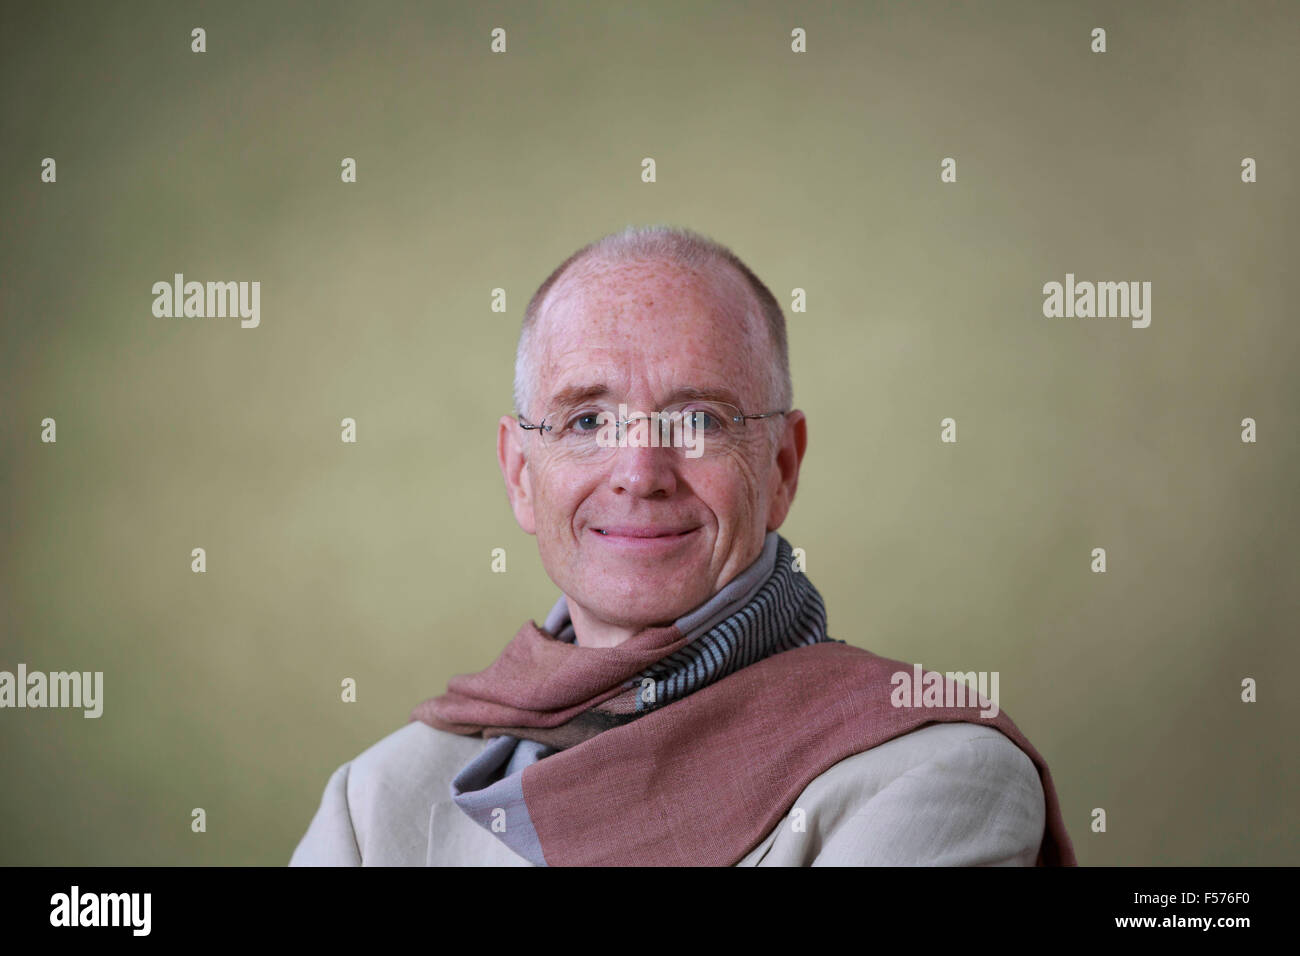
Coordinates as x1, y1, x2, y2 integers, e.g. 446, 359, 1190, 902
682, 406, 725, 432
566, 410, 607, 433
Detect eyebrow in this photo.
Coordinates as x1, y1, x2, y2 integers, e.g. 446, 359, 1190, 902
668, 384, 744, 405
543, 382, 744, 409
546, 383, 611, 409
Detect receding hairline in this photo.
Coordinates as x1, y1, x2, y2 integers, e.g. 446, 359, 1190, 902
536, 253, 762, 339
513, 227, 792, 415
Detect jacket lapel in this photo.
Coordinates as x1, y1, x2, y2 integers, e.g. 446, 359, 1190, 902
427, 799, 534, 866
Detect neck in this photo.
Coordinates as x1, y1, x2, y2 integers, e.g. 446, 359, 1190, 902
566, 602, 654, 648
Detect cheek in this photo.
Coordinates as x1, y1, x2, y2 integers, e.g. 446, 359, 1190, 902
694, 452, 766, 516
530, 462, 591, 526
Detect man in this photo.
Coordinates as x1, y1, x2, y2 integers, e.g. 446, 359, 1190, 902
290, 225, 1075, 866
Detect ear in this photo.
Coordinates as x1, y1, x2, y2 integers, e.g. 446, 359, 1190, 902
498, 414, 537, 535
765, 409, 807, 532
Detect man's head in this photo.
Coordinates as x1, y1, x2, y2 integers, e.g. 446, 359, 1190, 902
497, 225, 807, 647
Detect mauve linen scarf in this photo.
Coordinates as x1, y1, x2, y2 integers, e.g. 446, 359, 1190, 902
410, 533, 1077, 866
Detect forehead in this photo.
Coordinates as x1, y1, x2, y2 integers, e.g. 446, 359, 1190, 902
532, 257, 770, 405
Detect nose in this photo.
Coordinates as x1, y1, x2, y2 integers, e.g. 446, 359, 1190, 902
606, 437, 679, 498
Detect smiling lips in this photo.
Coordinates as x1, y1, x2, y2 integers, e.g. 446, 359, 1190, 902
593, 526, 698, 538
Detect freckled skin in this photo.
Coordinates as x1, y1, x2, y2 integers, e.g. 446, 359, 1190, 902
497, 256, 808, 648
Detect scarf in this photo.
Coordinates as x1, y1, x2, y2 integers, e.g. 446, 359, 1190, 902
410, 532, 1077, 867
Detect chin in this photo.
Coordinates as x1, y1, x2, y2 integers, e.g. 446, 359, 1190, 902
588, 590, 701, 629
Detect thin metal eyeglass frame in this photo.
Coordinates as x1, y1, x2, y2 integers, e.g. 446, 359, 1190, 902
515, 406, 788, 437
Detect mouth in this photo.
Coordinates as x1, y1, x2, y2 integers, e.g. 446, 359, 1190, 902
587, 525, 702, 556
592, 526, 699, 538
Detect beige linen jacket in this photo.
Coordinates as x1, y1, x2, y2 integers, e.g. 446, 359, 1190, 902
290, 719, 1047, 866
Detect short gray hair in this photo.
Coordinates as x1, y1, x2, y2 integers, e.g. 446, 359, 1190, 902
512, 225, 792, 419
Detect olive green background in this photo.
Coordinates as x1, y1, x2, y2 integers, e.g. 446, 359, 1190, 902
2, 0, 1296, 865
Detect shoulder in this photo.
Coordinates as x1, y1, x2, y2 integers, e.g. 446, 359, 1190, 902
828, 722, 1042, 793
746, 722, 1047, 866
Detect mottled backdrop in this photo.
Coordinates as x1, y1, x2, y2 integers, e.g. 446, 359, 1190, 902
1, 0, 1296, 865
